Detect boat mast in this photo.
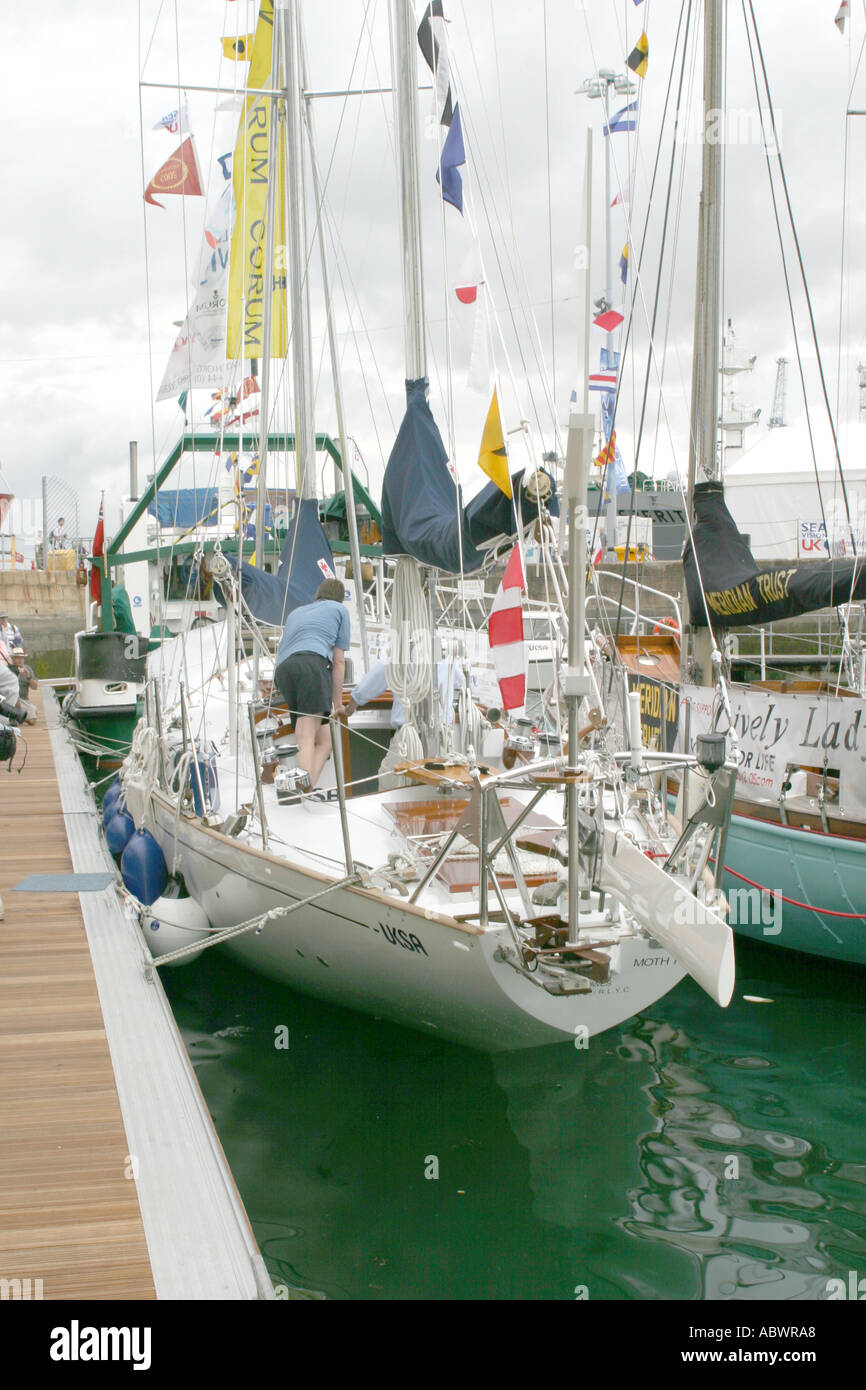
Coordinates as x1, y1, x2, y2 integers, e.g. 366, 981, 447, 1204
389, 0, 426, 381
300, 23, 369, 670
281, 0, 317, 501
564, 129, 595, 939
254, 4, 284, 574
683, 0, 723, 683
389, 0, 438, 752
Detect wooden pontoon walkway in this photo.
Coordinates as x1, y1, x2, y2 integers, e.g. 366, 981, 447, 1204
0, 690, 271, 1300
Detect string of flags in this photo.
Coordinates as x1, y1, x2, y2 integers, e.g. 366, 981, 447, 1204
418, 3, 494, 398
418, 1, 454, 126
418, 2, 467, 214
589, 348, 619, 394
583, 11, 650, 502
205, 378, 261, 428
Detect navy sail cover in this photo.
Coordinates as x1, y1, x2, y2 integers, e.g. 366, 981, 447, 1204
219, 498, 338, 626
382, 378, 483, 571
684, 480, 866, 627
381, 379, 558, 572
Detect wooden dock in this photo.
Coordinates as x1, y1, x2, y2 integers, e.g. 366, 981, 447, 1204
0, 694, 155, 1298
0, 690, 271, 1301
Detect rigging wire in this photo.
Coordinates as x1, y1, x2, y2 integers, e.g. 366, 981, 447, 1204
744, 0, 857, 555
740, 0, 855, 691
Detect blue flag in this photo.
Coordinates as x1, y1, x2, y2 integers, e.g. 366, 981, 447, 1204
436, 103, 465, 212
603, 100, 637, 136
601, 393, 630, 494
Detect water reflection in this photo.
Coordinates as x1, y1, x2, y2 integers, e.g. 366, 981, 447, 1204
163, 939, 866, 1300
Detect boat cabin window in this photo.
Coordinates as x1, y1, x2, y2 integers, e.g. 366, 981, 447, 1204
163, 557, 214, 602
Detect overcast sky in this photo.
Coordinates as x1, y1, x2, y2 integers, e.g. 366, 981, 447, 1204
1, 0, 864, 546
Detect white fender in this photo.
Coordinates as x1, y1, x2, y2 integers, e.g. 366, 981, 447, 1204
142, 892, 212, 965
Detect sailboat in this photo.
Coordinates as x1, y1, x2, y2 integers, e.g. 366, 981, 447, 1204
108, 0, 740, 1051
601, 0, 866, 965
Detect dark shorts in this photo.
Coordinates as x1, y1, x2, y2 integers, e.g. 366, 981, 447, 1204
275, 652, 332, 724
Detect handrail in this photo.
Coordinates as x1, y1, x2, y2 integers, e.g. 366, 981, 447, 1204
591, 570, 683, 635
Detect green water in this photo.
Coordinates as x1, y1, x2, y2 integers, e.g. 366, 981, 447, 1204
161, 937, 866, 1301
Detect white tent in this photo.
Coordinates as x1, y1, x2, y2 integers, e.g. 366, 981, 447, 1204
722, 420, 866, 560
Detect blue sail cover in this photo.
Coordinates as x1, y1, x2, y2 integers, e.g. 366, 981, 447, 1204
220, 498, 337, 626
381, 379, 485, 573
149, 488, 220, 528
464, 467, 559, 549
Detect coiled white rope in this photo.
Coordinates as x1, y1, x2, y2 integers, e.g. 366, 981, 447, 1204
385, 558, 431, 763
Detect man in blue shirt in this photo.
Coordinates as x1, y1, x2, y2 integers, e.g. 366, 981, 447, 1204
274, 578, 350, 789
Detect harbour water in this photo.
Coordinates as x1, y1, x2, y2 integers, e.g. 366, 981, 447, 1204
162, 934, 866, 1302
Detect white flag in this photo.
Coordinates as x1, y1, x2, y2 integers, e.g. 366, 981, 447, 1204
157, 181, 235, 401
153, 102, 190, 134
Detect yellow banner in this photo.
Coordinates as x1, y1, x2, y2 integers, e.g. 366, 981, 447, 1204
226, 0, 288, 362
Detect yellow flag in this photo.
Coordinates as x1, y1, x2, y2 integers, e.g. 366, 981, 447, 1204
477, 389, 511, 497
626, 31, 648, 79
226, 0, 288, 361
222, 35, 255, 61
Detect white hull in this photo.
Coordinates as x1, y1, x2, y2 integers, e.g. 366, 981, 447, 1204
147, 788, 686, 1052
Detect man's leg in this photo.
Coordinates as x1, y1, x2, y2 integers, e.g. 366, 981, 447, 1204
309, 720, 332, 788
294, 715, 332, 789
293, 714, 318, 785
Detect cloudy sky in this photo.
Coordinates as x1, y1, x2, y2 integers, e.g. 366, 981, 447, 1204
1, 0, 863, 549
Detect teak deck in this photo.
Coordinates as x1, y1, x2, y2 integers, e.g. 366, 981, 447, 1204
0, 693, 156, 1300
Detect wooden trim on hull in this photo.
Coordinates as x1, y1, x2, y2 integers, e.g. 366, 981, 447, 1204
733, 796, 866, 843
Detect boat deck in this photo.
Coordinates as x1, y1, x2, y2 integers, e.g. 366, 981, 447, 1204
0, 690, 271, 1300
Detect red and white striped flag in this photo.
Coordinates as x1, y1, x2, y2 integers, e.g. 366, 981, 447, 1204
488, 544, 526, 710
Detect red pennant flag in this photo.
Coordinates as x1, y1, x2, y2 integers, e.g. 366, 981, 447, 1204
90, 499, 105, 604
145, 136, 205, 208
593, 308, 624, 332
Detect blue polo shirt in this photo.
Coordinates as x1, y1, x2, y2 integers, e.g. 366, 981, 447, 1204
275, 599, 351, 668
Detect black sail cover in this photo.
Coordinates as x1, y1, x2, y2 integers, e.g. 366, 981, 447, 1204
218, 497, 337, 626
683, 480, 866, 628
381, 378, 557, 572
